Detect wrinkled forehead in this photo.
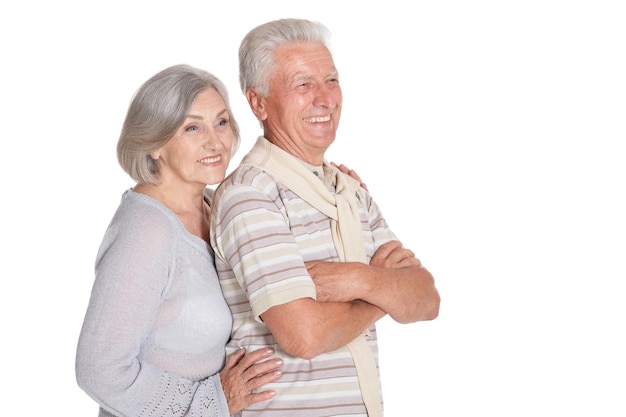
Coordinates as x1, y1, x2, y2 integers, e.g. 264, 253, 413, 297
272, 42, 337, 80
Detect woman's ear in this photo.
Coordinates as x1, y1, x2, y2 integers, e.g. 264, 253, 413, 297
246, 88, 267, 121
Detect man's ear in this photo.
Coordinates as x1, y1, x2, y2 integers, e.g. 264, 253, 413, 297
245, 88, 267, 121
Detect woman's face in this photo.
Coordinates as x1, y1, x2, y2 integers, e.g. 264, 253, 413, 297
154, 88, 234, 187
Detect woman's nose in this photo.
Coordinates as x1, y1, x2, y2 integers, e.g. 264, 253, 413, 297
202, 130, 222, 150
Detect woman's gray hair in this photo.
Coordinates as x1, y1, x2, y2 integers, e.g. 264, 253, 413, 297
117, 64, 240, 184
238, 18, 332, 97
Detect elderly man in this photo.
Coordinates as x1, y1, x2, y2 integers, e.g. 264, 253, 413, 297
210, 18, 440, 417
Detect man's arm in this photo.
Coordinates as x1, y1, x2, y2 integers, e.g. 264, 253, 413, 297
306, 240, 440, 324
260, 298, 385, 360
211, 175, 386, 361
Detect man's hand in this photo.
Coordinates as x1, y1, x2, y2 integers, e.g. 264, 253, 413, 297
220, 347, 283, 415
305, 241, 419, 302
370, 240, 422, 269
306, 240, 438, 323
306, 261, 365, 303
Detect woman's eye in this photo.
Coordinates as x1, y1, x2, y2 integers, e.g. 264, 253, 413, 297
186, 125, 198, 132
218, 118, 229, 126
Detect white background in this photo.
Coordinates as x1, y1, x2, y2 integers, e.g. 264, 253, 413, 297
1, 1, 625, 415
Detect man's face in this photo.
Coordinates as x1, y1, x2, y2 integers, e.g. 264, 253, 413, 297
260, 41, 342, 165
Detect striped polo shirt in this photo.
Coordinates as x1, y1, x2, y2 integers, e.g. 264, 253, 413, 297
211, 162, 397, 417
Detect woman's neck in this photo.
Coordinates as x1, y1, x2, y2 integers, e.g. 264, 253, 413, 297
133, 183, 210, 242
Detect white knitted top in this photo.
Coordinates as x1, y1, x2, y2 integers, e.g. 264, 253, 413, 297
76, 189, 232, 417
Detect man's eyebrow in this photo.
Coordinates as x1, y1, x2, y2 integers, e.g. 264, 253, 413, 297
293, 74, 313, 83
292, 71, 338, 83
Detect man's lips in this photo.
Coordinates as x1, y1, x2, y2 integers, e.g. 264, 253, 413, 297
303, 115, 332, 123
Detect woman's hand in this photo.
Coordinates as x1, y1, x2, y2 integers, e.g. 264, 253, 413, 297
220, 347, 283, 414
331, 162, 368, 191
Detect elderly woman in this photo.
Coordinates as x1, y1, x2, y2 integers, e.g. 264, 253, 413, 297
76, 64, 283, 417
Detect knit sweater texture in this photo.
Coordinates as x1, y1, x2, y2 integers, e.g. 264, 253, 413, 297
76, 189, 232, 417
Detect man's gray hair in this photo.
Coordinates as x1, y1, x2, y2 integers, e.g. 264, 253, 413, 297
238, 18, 332, 97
